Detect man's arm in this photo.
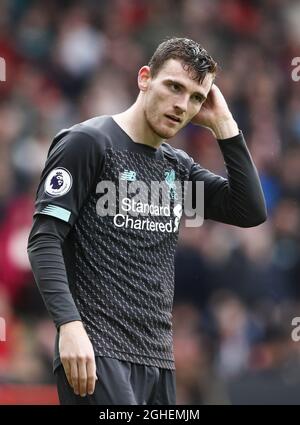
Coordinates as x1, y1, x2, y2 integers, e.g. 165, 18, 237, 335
27, 129, 104, 397
27, 216, 80, 327
189, 84, 267, 227
27, 215, 97, 397
190, 84, 267, 227
190, 131, 267, 227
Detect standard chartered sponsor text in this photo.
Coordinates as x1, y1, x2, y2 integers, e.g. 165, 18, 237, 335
96, 178, 204, 228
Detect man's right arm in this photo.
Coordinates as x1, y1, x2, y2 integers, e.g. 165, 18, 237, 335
27, 129, 104, 397
27, 215, 97, 397
27, 215, 80, 328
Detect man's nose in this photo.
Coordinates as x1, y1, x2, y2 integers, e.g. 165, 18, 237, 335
174, 96, 189, 114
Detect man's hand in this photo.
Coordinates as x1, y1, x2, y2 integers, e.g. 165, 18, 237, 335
191, 84, 239, 139
59, 321, 97, 397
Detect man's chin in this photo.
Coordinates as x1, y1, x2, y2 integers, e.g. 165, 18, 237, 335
147, 116, 180, 140
154, 125, 178, 140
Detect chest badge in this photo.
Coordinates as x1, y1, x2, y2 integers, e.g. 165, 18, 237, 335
164, 169, 178, 200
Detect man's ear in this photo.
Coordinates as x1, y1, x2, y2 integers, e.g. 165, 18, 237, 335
138, 66, 151, 92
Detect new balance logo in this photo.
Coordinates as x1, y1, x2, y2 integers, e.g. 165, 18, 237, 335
120, 170, 137, 181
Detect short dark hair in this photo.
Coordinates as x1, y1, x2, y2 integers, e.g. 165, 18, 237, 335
148, 37, 217, 83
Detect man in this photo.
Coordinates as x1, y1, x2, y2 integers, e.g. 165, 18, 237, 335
27, 37, 266, 405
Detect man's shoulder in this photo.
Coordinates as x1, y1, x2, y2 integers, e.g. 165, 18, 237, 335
49, 116, 113, 155
161, 142, 193, 171
59, 115, 112, 142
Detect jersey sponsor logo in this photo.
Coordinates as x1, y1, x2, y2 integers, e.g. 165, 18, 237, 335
113, 198, 183, 233
173, 203, 182, 232
44, 168, 72, 197
120, 170, 137, 181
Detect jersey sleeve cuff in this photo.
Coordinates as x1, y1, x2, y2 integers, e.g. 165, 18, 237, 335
217, 129, 244, 145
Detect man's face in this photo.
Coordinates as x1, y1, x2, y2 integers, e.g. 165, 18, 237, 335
142, 59, 214, 139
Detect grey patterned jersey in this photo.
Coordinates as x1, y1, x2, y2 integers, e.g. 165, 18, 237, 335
34, 116, 191, 370
32, 115, 266, 371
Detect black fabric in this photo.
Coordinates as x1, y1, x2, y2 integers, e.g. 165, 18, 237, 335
28, 115, 266, 372
33, 128, 105, 226
27, 215, 78, 329
193, 133, 266, 226
55, 356, 176, 405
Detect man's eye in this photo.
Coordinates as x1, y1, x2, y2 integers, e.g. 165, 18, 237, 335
193, 95, 203, 103
170, 83, 180, 92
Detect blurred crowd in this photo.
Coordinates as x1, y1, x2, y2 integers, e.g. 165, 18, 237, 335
0, 0, 300, 404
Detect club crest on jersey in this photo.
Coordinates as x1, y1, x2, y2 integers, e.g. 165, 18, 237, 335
165, 169, 178, 200
44, 168, 72, 197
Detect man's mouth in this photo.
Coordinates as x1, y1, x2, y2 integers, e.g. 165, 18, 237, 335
165, 114, 182, 123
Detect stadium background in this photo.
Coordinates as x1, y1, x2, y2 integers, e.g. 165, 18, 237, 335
0, 0, 300, 405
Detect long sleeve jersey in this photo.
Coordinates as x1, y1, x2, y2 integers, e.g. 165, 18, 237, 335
27, 115, 266, 371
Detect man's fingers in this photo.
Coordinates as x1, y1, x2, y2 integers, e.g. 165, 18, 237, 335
62, 360, 73, 388
86, 358, 97, 395
70, 360, 79, 395
78, 359, 88, 397
62, 358, 95, 397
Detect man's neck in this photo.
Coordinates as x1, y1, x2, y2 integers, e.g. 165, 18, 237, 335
112, 101, 164, 150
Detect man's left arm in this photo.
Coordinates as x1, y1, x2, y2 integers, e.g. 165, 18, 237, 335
190, 84, 267, 227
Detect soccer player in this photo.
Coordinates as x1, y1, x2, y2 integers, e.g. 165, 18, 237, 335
27, 37, 266, 405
